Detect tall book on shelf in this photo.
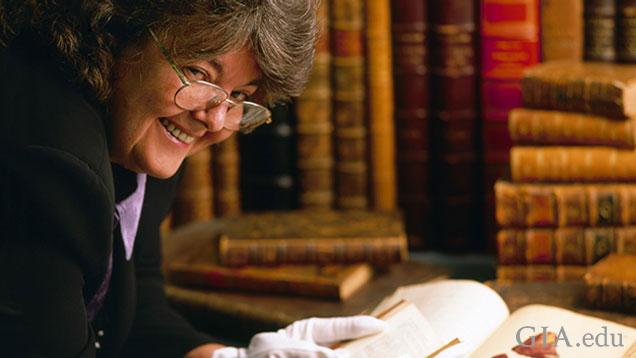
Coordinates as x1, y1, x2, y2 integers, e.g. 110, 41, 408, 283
391, 0, 431, 249
540, 0, 583, 61
480, 0, 540, 250
366, 0, 397, 211
172, 149, 214, 227
584, 0, 616, 62
240, 104, 298, 211
330, 0, 368, 210
295, 0, 334, 210
213, 135, 241, 216
429, 0, 480, 251
617, 0, 636, 63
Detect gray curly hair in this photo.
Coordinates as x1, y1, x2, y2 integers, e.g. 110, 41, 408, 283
0, 0, 318, 104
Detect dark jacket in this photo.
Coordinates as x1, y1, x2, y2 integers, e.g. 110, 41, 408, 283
0, 34, 210, 357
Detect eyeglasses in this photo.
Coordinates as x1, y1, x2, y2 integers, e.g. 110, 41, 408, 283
148, 28, 271, 134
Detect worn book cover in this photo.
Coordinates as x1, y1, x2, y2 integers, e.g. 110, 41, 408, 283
216, 210, 408, 267
585, 254, 636, 313
165, 233, 372, 301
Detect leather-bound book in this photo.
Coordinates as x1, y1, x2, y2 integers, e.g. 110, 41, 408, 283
509, 108, 636, 148
521, 61, 636, 119
540, 0, 583, 61
584, 0, 617, 62
366, 0, 396, 211
330, 0, 368, 210
510, 146, 636, 182
240, 104, 298, 211
497, 265, 587, 282
391, 0, 431, 249
618, 0, 636, 63
295, 0, 334, 210
172, 149, 214, 227
585, 254, 636, 313
429, 0, 479, 252
165, 234, 373, 301
495, 181, 636, 227
213, 135, 241, 216
216, 210, 408, 267
497, 227, 636, 265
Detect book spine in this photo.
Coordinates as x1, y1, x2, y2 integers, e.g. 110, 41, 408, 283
366, 0, 397, 211
497, 227, 635, 264
391, 0, 431, 249
520, 63, 630, 119
172, 149, 214, 226
497, 265, 587, 282
168, 263, 345, 300
295, 0, 334, 209
584, 0, 617, 62
213, 135, 241, 216
218, 235, 408, 267
585, 276, 636, 312
509, 108, 636, 148
510, 146, 636, 182
540, 0, 584, 61
429, 0, 479, 251
495, 181, 636, 227
240, 104, 298, 210
618, 0, 636, 63
330, 0, 368, 210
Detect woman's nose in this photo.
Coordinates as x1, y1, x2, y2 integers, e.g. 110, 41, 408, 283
191, 104, 226, 132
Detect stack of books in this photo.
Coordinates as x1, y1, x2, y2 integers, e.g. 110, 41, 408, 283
164, 210, 408, 301
494, 61, 636, 282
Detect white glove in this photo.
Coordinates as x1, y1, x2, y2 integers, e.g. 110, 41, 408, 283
212, 315, 387, 358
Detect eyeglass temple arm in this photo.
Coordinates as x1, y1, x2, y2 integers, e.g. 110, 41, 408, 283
147, 28, 190, 86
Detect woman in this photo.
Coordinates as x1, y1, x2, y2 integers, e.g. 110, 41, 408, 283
0, 1, 385, 357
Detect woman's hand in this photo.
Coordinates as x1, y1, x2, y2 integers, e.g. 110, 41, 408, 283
185, 343, 226, 358
211, 315, 386, 358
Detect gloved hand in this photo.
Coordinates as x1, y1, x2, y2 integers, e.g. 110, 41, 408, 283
212, 315, 387, 358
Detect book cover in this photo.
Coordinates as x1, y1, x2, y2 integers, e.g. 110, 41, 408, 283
585, 254, 636, 313
510, 146, 636, 182
330, 0, 368, 210
216, 210, 408, 267
585, 0, 617, 62
495, 181, 636, 227
366, 0, 396, 211
391, 0, 431, 249
295, 0, 335, 210
540, 0, 583, 61
166, 232, 373, 301
509, 108, 636, 148
429, 0, 480, 252
497, 227, 636, 265
213, 135, 241, 216
521, 61, 636, 119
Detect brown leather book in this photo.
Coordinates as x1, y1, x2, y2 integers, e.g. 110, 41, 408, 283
166, 232, 373, 301
216, 210, 408, 267
497, 264, 587, 282
391, 0, 431, 249
172, 148, 214, 227
509, 108, 636, 148
330, 0, 368, 210
212, 135, 241, 216
366, 0, 396, 211
617, 0, 636, 63
584, 0, 617, 62
521, 61, 636, 119
429, 0, 479, 252
495, 181, 636, 227
295, 0, 334, 210
540, 0, 583, 61
497, 227, 636, 265
510, 146, 636, 182
585, 254, 636, 313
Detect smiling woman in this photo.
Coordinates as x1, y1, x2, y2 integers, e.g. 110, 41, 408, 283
0, 1, 390, 358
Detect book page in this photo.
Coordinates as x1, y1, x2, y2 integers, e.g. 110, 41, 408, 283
342, 302, 447, 358
372, 280, 509, 355
471, 304, 636, 358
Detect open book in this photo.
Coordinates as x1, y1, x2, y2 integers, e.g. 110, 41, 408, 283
339, 280, 636, 358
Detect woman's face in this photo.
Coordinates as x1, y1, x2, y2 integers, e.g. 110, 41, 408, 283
109, 39, 261, 178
